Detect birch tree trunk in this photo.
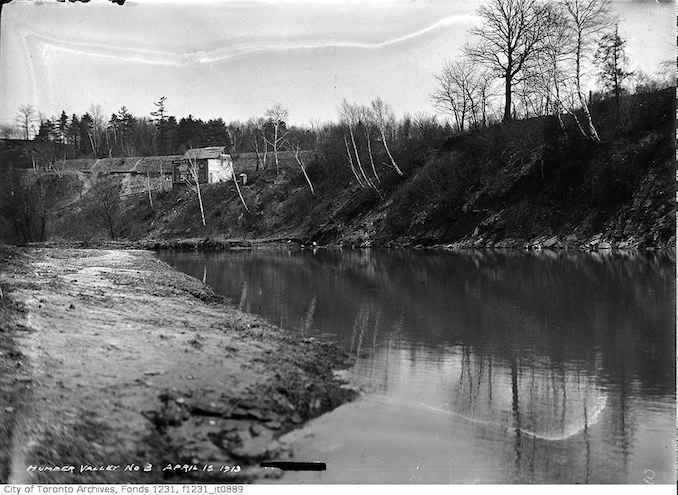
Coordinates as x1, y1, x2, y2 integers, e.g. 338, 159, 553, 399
187, 154, 206, 226
291, 145, 315, 196
575, 40, 600, 140
344, 135, 365, 188
261, 133, 268, 170
196, 181, 206, 227
232, 170, 250, 212
349, 126, 374, 189
365, 127, 380, 183
253, 134, 262, 172
273, 125, 280, 175
380, 128, 403, 175
578, 92, 600, 141
147, 170, 154, 209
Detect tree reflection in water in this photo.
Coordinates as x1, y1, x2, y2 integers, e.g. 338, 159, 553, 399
161, 248, 675, 483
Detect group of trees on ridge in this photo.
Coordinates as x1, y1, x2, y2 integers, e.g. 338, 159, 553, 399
431, 0, 673, 138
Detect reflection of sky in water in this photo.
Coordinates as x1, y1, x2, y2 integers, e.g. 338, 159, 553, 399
159, 248, 676, 484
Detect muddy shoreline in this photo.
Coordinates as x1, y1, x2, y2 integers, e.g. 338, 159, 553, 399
0, 245, 357, 483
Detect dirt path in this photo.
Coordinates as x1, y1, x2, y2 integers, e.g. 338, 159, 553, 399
0, 246, 355, 483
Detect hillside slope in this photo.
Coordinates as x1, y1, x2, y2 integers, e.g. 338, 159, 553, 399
3, 89, 675, 250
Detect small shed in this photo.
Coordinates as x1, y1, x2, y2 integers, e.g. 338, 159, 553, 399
172, 146, 233, 186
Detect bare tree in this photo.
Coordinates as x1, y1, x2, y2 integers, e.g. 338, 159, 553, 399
0, 171, 61, 242
632, 62, 676, 92
561, 0, 613, 140
526, 2, 595, 137
16, 104, 37, 140
263, 103, 289, 175
247, 121, 263, 171
466, 0, 549, 122
339, 100, 375, 189
231, 166, 250, 213
515, 66, 552, 119
288, 141, 315, 196
432, 58, 493, 130
38, 147, 65, 178
106, 115, 117, 158
370, 98, 403, 175
227, 123, 241, 157
431, 60, 468, 131
257, 117, 269, 170
308, 119, 322, 151
207, 131, 249, 211
146, 170, 154, 210
473, 71, 494, 128
528, 2, 573, 130
0, 124, 17, 139
184, 151, 206, 227
656, 59, 677, 88
88, 104, 106, 157
243, 118, 266, 171
89, 181, 122, 240
343, 134, 365, 188
411, 112, 440, 143
360, 105, 380, 183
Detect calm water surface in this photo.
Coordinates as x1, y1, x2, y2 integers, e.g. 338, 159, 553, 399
158, 248, 676, 484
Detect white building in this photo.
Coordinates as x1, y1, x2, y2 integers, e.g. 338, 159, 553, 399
173, 146, 233, 185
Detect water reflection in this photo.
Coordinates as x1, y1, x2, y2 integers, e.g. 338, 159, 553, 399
158, 248, 675, 483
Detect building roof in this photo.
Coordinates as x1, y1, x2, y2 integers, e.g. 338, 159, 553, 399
184, 147, 228, 160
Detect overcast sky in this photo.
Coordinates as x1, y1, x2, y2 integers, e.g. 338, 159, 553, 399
0, 0, 674, 126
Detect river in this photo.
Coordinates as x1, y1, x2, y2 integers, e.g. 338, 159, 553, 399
158, 248, 675, 484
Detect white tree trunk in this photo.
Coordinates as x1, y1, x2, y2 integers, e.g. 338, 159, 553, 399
233, 170, 250, 212
253, 134, 262, 171
578, 92, 600, 141
196, 182, 206, 226
349, 126, 374, 189
380, 128, 403, 175
273, 126, 280, 174
365, 128, 380, 183
293, 150, 315, 196
344, 135, 365, 188
262, 134, 268, 169
147, 171, 154, 209
188, 155, 207, 226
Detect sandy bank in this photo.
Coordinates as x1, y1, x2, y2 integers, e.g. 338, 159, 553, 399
0, 246, 356, 483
